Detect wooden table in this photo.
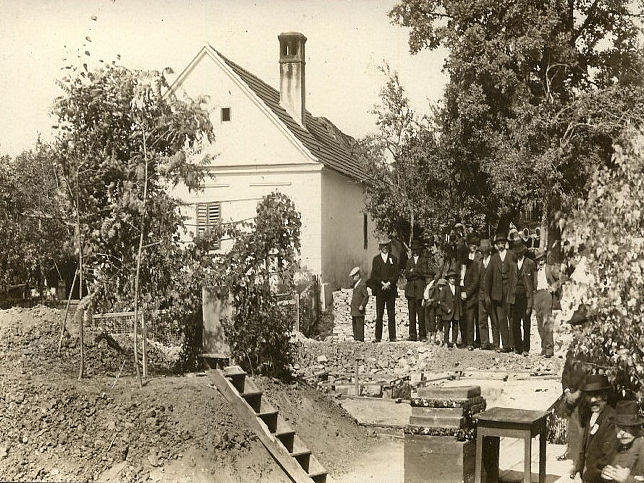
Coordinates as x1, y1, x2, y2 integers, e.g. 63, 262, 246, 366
474, 407, 548, 483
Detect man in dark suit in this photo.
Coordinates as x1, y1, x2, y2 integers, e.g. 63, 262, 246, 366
511, 242, 535, 355
369, 237, 399, 342
477, 239, 496, 350
572, 374, 618, 482
349, 266, 369, 342
438, 269, 461, 348
484, 233, 517, 352
460, 234, 480, 350
404, 239, 427, 341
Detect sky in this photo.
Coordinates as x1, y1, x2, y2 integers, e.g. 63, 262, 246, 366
0, 0, 448, 156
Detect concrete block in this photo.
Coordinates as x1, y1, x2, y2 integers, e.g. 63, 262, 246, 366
404, 434, 475, 483
411, 406, 464, 417
417, 385, 481, 400
408, 414, 464, 428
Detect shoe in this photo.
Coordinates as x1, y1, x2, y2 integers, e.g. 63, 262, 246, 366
419, 337, 428, 342
522, 351, 529, 357
389, 338, 397, 342
514, 350, 523, 355
544, 354, 553, 358
447, 343, 454, 349
407, 337, 418, 342
499, 347, 512, 353
467, 346, 474, 351
372, 339, 381, 343
491, 345, 500, 351
434, 338, 441, 346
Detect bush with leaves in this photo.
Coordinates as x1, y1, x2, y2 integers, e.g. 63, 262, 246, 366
566, 130, 644, 399
215, 192, 301, 377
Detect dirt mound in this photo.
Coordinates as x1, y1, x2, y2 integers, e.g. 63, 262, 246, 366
0, 306, 378, 482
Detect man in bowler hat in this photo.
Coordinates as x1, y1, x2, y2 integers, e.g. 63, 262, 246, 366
477, 238, 497, 350
460, 234, 480, 350
369, 237, 399, 342
572, 374, 618, 482
512, 241, 535, 355
405, 239, 427, 341
601, 400, 644, 482
484, 233, 517, 352
349, 266, 369, 342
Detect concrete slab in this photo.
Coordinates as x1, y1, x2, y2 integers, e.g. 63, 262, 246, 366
339, 397, 411, 427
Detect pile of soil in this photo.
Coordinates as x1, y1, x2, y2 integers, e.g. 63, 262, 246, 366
0, 307, 376, 482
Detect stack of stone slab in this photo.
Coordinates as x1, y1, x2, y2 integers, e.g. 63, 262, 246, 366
404, 385, 486, 483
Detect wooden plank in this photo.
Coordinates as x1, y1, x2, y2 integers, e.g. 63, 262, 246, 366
207, 369, 315, 483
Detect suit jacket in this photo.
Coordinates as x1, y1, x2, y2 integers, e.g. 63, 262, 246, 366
610, 437, 644, 482
404, 255, 427, 299
350, 279, 369, 317
478, 257, 492, 297
516, 257, 536, 311
438, 284, 461, 321
575, 406, 618, 482
461, 256, 480, 310
369, 253, 399, 297
485, 251, 518, 304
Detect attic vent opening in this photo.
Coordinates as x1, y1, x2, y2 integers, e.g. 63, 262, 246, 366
221, 107, 231, 122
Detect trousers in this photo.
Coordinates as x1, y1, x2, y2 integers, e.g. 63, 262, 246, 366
352, 316, 364, 342
375, 291, 397, 341
407, 297, 425, 340
534, 290, 554, 355
511, 292, 531, 353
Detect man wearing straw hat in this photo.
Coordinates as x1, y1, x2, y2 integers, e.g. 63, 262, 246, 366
572, 374, 618, 482
601, 400, 644, 482
369, 237, 399, 342
533, 248, 560, 358
349, 266, 369, 342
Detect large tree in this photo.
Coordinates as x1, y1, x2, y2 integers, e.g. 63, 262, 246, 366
390, 0, 644, 230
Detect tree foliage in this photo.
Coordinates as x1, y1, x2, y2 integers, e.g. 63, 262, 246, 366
388, 0, 644, 227
566, 131, 644, 399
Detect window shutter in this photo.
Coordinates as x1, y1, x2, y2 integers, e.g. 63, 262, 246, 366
196, 202, 222, 248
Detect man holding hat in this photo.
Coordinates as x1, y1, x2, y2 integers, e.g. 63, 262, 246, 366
511, 241, 535, 356
404, 239, 428, 341
601, 400, 644, 482
369, 237, 399, 342
572, 374, 618, 482
349, 266, 369, 342
533, 248, 560, 358
484, 233, 517, 352
477, 238, 497, 350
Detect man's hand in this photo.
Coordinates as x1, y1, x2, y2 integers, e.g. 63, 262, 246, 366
460, 292, 467, 300
358, 305, 364, 312
602, 465, 631, 483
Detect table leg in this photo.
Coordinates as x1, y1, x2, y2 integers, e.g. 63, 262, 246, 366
524, 435, 532, 483
539, 430, 547, 483
475, 431, 483, 482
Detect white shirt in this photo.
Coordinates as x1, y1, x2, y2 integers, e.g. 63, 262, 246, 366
449, 283, 455, 295
353, 278, 361, 289
381, 252, 388, 263
517, 257, 524, 271
483, 256, 490, 268
413, 255, 419, 264
536, 266, 549, 291
499, 250, 507, 262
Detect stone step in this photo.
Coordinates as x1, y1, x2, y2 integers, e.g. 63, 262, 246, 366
408, 414, 464, 428
416, 385, 481, 400
412, 406, 464, 417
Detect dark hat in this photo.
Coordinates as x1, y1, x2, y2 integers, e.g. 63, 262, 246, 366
494, 233, 507, 243
446, 269, 458, 279
614, 400, 644, 427
466, 234, 480, 246
378, 237, 392, 245
534, 248, 547, 261
514, 242, 528, 257
479, 239, 492, 254
411, 239, 423, 250
580, 374, 611, 393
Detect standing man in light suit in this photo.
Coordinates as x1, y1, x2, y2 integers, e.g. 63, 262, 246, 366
369, 237, 399, 342
533, 248, 560, 358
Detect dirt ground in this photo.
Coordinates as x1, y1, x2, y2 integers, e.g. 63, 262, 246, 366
0, 307, 377, 482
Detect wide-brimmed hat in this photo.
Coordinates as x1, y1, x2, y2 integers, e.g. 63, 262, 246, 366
446, 269, 458, 279
493, 233, 507, 244
514, 242, 528, 257
410, 239, 423, 250
479, 239, 492, 254
466, 234, 480, 246
534, 248, 547, 261
378, 237, 391, 245
349, 266, 360, 277
614, 400, 644, 427
580, 374, 611, 393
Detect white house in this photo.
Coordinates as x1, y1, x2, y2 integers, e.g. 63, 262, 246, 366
168, 32, 378, 294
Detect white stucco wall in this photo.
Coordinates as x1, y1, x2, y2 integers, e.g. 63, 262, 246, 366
320, 168, 378, 289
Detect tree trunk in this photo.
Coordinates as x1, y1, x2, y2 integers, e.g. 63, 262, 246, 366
57, 268, 78, 354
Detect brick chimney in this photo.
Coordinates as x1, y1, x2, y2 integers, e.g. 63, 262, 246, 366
278, 32, 307, 127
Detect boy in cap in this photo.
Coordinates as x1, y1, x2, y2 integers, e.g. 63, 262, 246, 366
572, 374, 618, 482
601, 400, 644, 482
423, 276, 444, 345
349, 267, 369, 342
438, 269, 461, 348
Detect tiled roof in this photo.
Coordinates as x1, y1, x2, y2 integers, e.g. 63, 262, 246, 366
212, 47, 367, 182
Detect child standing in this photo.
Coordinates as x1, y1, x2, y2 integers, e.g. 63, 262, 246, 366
349, 266, 369, 342
438, 270, 461, 348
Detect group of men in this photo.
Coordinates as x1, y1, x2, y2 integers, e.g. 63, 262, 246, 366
349, 232, 561, 358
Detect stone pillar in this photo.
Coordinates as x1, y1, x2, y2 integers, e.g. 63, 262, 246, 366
404, 385, 485, 483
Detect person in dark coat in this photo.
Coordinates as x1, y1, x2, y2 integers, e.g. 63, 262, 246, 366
477, 239, 496, 350
460, 234, 480, 350
404, 239, 427, 341
511, 242, 535, 355
369, 237, 399, 342
484, 233, 517, 352
572, 374, 618, 482
438, 269, 461, 348
601, 400, 644, 482
349, 266, 369, 342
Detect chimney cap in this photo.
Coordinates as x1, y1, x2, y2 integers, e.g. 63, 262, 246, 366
278, 32, 307, 41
